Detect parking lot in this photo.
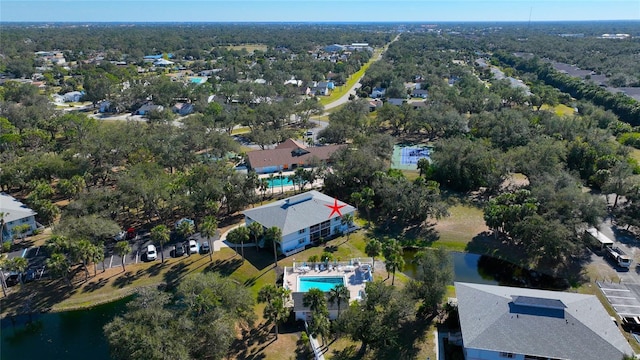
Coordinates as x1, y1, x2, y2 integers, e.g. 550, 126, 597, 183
598, 281, 640, 317
2, 230, 219, 286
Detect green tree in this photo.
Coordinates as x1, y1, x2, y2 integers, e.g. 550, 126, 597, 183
383, 239, 404, 286
257, 284, 291, 340
265, 226, 282, 267
46, 252, 71, 286
406, 248, 453, 315
151, 225, 170, 263
340, 213, 355, 241
226, 226, 250, 262
176, 219, 196, 241
328, 283, 350, 317
199, 216, 218, 262
73, 239, 95, 281
114, 241, 131, 272
365, 238, 383, 272
91, 242, 105, 276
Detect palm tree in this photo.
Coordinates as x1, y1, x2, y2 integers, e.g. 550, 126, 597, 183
199, 216, 217, 262
248, 221, 264, 250
0, 211, 9, 243
114, 241, 131, 272
268, 174, 275, 196
176, 219, 195, 241
151, 225, 170, 263
46, 253, 71, 286
328, 284, 350, 317
226, 226, 250, 262
91, 243, 105, 276
340, 213, 355, 241
278, 170, 284, 194
265, 226, 282, 267
365, 238, 383, 272
259, 178, 269, 203
303, 288, 328, 314
74, 239, 94, 281
383, 239, 404, 286
361, 187, 375, 226
257, 284, 291, 340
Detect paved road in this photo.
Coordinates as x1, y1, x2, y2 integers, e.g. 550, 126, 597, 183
322, 34, 399, 111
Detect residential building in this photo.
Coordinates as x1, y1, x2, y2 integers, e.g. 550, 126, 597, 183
135, 104, 164, 115
386, 98, 406, 106
370, 87, 386, 98
411, 89, 429, 99
172, 102, 194, 116
1, 193, 38, 242
455, 282, 634, 360
62, 91, 84, 102
246, 138, 345, 174
242, 190, 356, 255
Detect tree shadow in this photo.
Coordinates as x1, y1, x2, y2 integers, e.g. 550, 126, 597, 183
145, 262, 164, 278
112, 270, 142, 289
204, 257, 243, 277
330, 345, 361, 360
234, 246, 275, 272
163, 262, 189, 287
81, 277, 109, 293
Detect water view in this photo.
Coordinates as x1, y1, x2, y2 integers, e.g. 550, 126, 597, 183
1, 297, 129, 360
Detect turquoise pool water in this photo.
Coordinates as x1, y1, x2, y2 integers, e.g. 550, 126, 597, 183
298, 276, 345, 292
266, 177, 293, 188
190, 77, 206, 84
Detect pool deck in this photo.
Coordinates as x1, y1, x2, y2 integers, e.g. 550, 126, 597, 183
283, 260, 374, 301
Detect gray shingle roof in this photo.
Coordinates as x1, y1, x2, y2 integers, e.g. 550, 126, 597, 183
1, 193, 37, 223
455, 282, 633, 360
242, 191, 355, 235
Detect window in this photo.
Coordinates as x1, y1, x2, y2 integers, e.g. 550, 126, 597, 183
298, 238, 305, 244
500, 353, 514, 359
298, 228, 306, 234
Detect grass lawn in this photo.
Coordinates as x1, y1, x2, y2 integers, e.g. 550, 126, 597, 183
540, 103, 576, 116
432, 201, 489, 252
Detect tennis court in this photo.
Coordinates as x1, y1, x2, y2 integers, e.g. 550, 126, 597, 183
391, 144, 431, 170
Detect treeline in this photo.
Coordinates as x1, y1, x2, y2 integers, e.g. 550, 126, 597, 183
494, 51, 640, 126
0, 23, 392, 61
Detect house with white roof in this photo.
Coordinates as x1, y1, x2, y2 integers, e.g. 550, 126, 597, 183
1, 193, 38, 242
455, 282, 634, 360
242, 190, 355, 256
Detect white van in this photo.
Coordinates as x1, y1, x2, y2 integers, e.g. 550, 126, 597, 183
146, 244, 157, 261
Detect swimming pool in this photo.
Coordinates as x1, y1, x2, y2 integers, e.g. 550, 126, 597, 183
266, 177, 293, 188
298, 276, 345, 292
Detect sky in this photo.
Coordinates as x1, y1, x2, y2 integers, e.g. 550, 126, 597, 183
1, 0, 639, 23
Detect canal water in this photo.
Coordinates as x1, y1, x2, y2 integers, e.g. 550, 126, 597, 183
1, 251, 566, 359
403, 250, 498, 285
1, 296, 130, 360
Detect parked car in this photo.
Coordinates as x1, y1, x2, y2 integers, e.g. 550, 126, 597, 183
114, 231, 126, 241
5, 273, 20, 287
23, 268, 37, 283
622, 316, 640, 330
146, 244, 157, 261
188, 240, 198, 255
200, 241, 211, 254
125, 227, 137, 240
305, 130, 313, 136
174, 244, 185, 257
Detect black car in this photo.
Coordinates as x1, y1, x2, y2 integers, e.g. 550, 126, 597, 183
23, 268, 37, 283
5, 273, 20, 287
174, 244, 186, 257
200, 241, 211, 254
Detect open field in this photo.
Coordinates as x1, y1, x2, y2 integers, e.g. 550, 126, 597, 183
433, 202, 488, 251
540, 103, 576, 116
226, 44, 268, 53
